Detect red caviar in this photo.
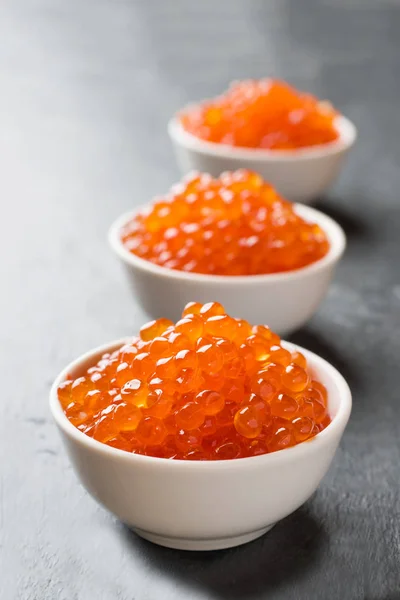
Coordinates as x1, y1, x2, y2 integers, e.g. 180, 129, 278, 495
60, 303, 331, 460
180, 79, 339, 149
120, 170, 329, 276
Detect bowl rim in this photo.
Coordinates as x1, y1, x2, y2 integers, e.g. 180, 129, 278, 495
108, 203, 346, 285
168, 113, 357, 161
49, 338, 352, 470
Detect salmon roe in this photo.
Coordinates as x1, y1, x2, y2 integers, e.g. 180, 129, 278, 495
180, 79, 339, 149
120, 170, 329, 276
60, 303, 331, 460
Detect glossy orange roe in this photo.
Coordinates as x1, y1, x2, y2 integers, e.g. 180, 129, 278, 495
59, 303, 331, 460
120, 170, 329, 276
180, 79, 339, 150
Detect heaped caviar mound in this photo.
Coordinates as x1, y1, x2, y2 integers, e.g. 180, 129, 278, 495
120, 169, 330, 276
59, 302, 331, 461
180, 79, 339, 150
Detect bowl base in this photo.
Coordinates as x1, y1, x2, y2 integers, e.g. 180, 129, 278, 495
133, 523, 275, 551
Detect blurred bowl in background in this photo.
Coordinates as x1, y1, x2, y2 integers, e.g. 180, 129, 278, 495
168, 114, 357, 205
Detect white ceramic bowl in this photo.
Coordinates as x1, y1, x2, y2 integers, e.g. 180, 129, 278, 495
108, 204, 345, 335
168, 115, 357, 204
50, 338, 351, 551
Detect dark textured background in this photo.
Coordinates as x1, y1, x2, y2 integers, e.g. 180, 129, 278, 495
1, 1, 399, 598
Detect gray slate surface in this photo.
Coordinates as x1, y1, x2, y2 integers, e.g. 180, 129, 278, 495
1, 0, 399, 598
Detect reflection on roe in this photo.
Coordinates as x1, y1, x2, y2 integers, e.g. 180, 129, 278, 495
59, 302, 331, 460
180, 79, 339, 149
120, 170, 330, 276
